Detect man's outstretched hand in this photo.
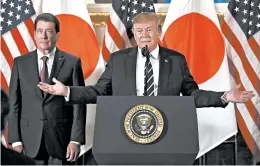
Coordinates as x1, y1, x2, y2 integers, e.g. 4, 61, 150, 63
38, 78, 68, 96
225, 84, 255, 103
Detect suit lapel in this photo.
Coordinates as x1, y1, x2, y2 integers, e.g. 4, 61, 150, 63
43, 49, 65, 102
157, 47, 170, 95
125, 47, 138, 95
29, 51, 43, 99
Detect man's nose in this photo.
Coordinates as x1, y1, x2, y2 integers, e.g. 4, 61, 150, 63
41, 31, 48, 39
142, 30, 149, 37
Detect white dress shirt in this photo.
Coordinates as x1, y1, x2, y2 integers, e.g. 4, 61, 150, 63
13, 47, 79, 148
37, 47, 56, 77
136, 45, 160, 96
66, 45, 160, 99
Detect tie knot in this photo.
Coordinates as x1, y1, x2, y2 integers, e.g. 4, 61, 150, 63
41, 56, 48, 62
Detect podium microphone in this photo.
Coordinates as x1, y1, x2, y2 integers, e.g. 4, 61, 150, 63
141, 45, 149, 58
142, 45, 150, 96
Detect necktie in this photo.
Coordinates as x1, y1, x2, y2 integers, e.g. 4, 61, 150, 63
144, 54, 155, 96
40, 56, 49, 83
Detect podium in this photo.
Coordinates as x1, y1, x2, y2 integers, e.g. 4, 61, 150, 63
92, 96, 199, 165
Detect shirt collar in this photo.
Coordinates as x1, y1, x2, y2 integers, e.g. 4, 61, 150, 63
137, 44, 159, 60
37, 47, 56, 61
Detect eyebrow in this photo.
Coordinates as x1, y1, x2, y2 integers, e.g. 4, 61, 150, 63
135, 26, 153, 30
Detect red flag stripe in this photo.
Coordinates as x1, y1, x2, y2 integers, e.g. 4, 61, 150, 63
1, 72, 9, 92
107, 17, 123, 50
237, 108, 255, 153
1, 37, 14, 68
227, 57, 259, 129
248, 37, 260, 62
10, 28, 29, 56
24, 18, 36, 46
102, 41, 111, 62
222, 21, 260, 96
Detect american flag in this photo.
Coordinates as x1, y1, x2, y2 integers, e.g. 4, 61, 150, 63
1, 0, 37, 92
222, 0, 260, 162
0, 0, 38, 147
102, 0, 155, 61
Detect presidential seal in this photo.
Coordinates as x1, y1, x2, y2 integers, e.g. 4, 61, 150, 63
124, 104, 164, 144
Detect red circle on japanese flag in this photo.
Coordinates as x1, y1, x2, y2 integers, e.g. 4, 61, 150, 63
56, 14, 100, 79
163, 13, 225, 84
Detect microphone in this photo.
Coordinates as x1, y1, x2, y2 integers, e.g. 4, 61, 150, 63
142, 45, 150, 96
141, 45, 150, 58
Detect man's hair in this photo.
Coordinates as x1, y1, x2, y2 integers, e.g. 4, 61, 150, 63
1, 89, 9, 131
132, 12, 161, 31
34, 13, 60, 33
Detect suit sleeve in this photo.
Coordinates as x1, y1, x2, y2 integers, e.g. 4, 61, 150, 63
69, 55, 113, 104
70, 58, 87, 144
180, 56, 227, 108
8, 58, 22, 143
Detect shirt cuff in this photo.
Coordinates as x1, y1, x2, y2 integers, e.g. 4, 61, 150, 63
12, 142, 23, 147
221, 92, 229, 104
70, 141, 80, 145
64, 86, 70, 102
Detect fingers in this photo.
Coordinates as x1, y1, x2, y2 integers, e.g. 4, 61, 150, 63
38, 82, 50, 87
241, 92, 255, 100
74, 148, 80, 161
52, 78, 59, 84
38, 84, 53, 94
67, 148, 76, 162
66, 146, 70, 160
237, 92, 255, 103
67, 150, 75, 162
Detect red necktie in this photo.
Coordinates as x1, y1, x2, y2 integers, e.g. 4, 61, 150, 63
40, 56, 49, 83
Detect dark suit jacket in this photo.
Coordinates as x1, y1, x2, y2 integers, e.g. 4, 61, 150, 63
1, 144, 35, 165
8, 48, 86, 159
69, 46, 226, 108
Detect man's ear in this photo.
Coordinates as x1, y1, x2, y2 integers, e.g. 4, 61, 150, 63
34, 31, 37, 41
158, 31, 162, 38
56, 32, 60, 40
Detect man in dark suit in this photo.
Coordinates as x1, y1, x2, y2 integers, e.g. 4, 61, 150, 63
39, 12, 254, 106
8, 13, 86, 165
1, 89, 35, 165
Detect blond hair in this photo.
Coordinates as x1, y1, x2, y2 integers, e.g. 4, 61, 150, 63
133, 12, 161, 30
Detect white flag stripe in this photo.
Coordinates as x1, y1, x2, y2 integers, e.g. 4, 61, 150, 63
104, 28, 119, 53
0, 50, 11, 86
225, 10, 260, 77
237, 103, 260, 150
2, 32, 21, 59
110, 9, 132, 48
32, 0, 43, 17
17, 23, 36, 52
226, 41, 260, 111
254, 32, 260, 46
